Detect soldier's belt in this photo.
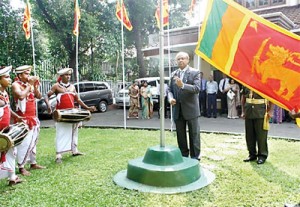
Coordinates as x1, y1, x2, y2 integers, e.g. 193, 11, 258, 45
246, 98, 266, 104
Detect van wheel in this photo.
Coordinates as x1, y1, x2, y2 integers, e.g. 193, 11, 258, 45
98, 101, 107, 112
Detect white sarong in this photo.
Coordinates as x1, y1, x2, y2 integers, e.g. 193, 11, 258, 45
56, 122, 79, 154
0, 148, 16, 180
16, 119, 40, 167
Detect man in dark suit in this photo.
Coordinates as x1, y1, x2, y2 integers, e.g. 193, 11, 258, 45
168, 52, 201, 160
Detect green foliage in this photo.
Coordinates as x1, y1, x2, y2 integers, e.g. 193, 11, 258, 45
0, 128, 299, 206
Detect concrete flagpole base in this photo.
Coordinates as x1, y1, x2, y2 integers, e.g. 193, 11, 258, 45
114, 145, 215, 194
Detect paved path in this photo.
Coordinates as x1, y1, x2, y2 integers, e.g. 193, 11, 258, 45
40, 106, 300, 140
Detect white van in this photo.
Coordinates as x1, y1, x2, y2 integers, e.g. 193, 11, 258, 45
135, 77, 170, 108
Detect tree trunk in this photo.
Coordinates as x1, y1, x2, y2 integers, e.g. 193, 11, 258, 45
132, 23, 146, 78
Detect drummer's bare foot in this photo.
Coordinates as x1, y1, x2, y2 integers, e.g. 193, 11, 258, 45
30, 164, 46, 170
8, 176, 24, 186
72, 152, 84, 156
19, 168, 31, 176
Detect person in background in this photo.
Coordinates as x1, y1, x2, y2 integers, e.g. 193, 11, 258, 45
12, 65, 46, 176
168, 51, 201, 160
140, 81, 153, 119
0, 66, 23, 186
206, 75, 218, 118
226, 78, 240, 119
157, 80, 169, 119
272, 105, 284, 124
44, 68, 95, 164
198, 72, 207, 117
219, 73, 229, 116
241, 87, 274, 164
127, 81, 139, 119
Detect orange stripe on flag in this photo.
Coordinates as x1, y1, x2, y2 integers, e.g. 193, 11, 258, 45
211, 6, 245, 70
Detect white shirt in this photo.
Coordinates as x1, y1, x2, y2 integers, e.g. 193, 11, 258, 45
207, 81, 218, 94
219, 78, 229, 92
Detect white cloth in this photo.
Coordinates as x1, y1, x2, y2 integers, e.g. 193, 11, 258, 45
0, 148, 17, 180
16, 119, 40, 167
56, 122, 79, 155
16, 98, 27, 114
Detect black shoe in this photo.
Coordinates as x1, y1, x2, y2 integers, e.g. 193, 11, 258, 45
243, 156, 257, 162
257, 159, 266, 164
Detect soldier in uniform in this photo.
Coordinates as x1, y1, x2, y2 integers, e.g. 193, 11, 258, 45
241, 87, 274, 164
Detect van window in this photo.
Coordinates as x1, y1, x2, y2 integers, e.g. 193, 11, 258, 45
84, 83, 95, 92
77, 83, 85, 93
95, 83, 108, 90
147, 81, 156, 87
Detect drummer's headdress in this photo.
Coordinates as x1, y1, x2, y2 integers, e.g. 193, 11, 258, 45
0, 66, 12, 76
57, 68, 73, 76
14, 65, 32, 74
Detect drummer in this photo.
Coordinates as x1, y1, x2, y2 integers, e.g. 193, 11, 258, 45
0, 66, 24, 186
12, 65, 46, 176
44, 68, 95, 164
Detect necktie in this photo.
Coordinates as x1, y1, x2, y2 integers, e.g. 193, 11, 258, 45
222, 79, 226, 91
179, 70, 184, 80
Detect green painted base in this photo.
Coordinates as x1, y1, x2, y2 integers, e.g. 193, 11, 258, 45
126, 145, 201, 187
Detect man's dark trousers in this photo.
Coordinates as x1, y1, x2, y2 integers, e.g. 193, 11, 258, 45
175, 105, 201, 159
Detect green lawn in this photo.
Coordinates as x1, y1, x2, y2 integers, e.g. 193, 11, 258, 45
0, 128, 299, 207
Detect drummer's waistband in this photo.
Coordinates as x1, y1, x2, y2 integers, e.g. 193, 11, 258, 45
246, 98, 266, 104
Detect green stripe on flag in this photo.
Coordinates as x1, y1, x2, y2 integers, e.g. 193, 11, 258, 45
199, 0, 228, 58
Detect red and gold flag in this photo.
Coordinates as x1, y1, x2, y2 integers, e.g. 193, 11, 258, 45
115, 0, 133, 31
22, 0, 31, 40
73, 0, 81, 36
155, 0, 169, 28
195, 0, 300, 117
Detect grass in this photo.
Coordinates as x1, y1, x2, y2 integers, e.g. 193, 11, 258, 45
0, 128, 299, 207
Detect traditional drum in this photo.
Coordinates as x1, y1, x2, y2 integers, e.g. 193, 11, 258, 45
53, 108, 91, 123
0, 122, 29, 152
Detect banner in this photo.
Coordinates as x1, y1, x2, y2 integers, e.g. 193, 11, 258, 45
73, 0, 81, 36
22, 0, 31, 40
116, 0, 133, 31
195, 0, 300, 114
155, 0, 169, 28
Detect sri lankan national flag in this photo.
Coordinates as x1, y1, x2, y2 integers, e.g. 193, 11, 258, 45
116, 0, 133, 31
73, 0, 81, 36
155, 0, 169, 28
196, 0, 300, 116
22, 0, 31, 40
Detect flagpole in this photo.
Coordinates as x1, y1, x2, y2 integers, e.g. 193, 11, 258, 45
28, 0, 36, 76
120, 0, 127, 129
167, 24, 173, 132
76, 28, 80, 97
159, 0, 165, 147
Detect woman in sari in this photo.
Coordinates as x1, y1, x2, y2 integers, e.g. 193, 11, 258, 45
140, 81, 153, 119
226, 78, 240, 119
